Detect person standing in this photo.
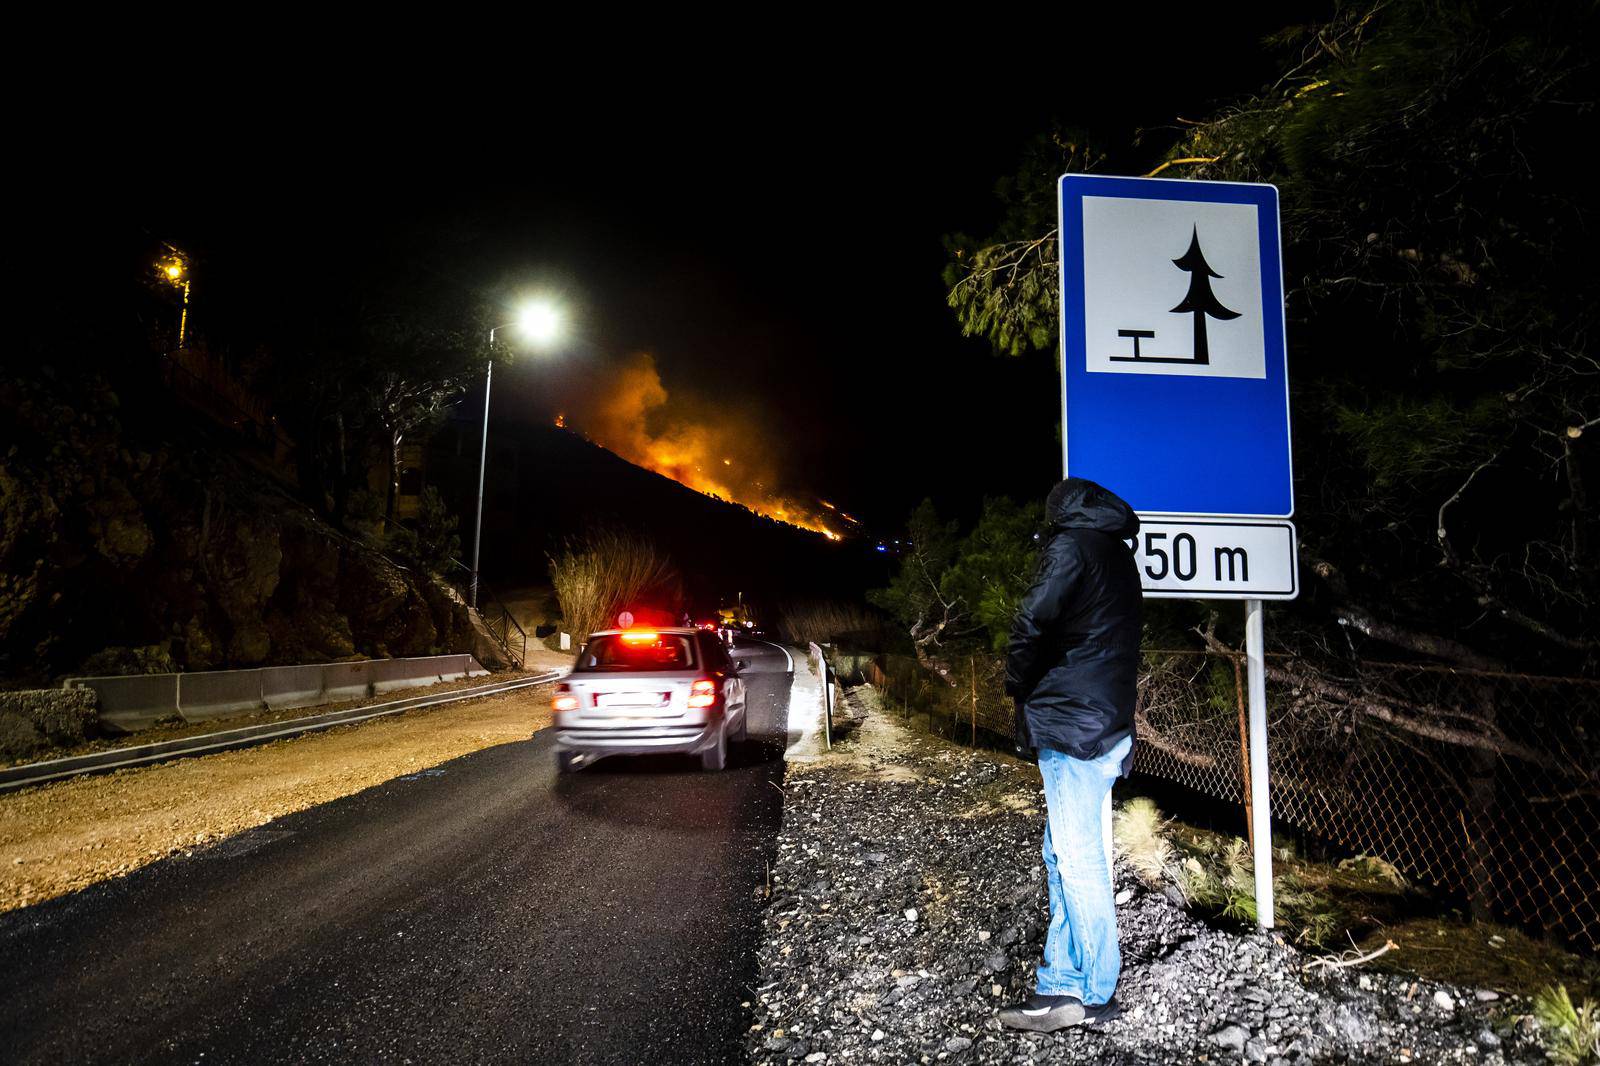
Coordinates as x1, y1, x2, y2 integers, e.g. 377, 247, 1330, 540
998, 477, 1142, 1033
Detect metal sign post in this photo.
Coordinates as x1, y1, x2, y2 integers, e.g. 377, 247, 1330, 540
1244, 597, 1274, 927
1058, 173, 1297, 928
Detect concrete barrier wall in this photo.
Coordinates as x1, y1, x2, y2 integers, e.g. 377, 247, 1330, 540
65, 655, 490, 732
178, 670, 267, 721
263, 665, 325, 711
320, 661, 373, 705
370, 653, 478, 694
81, 674, 181, 732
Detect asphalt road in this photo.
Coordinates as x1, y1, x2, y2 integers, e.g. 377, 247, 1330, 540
0, 639, 795, 1065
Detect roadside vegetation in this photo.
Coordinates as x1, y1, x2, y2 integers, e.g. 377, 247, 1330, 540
771, 601, 891, 648
1532, 983, 1600, 1066
346, 485, 463, 578
547, 528, 680, 641
820, 0, 1600, 984
1107, 795, 1598, 1009
942, 0, 1598, 680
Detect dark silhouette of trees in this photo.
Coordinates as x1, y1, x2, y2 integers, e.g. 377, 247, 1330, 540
944, 0, 1599, 674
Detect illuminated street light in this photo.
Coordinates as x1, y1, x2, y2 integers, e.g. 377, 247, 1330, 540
515, 299, 564, 347
468, 297, 568, 609
157, 247, 192, 347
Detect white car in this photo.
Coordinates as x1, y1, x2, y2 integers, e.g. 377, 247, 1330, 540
551, 627, 749, 773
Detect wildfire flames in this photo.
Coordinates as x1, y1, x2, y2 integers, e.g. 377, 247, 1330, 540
553, 353, 853, 540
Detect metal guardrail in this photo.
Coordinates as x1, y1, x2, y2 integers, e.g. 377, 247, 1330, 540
2, 669, 564, 793
806, 642, 834, 749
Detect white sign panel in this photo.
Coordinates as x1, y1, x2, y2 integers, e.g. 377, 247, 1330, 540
1082, 195, 1266, 379
1130, 517, 1297, 600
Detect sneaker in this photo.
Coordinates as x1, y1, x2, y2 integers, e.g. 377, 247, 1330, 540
997, 994, 1121, 1033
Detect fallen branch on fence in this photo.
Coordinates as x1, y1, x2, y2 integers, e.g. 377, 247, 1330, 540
1302, 553, 1506, 670
1196, 631, 1581, 776
1134, 686, 1219, 770
1291, 664, 1570, 773
1304, 938, 1397, 974
1528, 785, 1600, 804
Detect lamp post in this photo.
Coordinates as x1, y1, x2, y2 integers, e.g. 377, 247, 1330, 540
159, 249, 191, 348
467, 299, 565, 609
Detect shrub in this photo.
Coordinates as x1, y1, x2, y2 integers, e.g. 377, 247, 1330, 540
548, 529, 680, 642
385, 487, 461, 575
1114, 797, 1175, 887
1533, 984, 1600, 1066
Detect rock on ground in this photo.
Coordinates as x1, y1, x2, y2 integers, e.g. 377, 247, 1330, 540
746, 689, 1546, 1065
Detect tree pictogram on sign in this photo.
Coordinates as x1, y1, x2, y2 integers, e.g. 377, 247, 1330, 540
1169, 226, 1241, 365
1111, 225, 1242, 367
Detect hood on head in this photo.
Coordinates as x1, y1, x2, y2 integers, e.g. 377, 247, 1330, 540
1046, 478, 1140, 538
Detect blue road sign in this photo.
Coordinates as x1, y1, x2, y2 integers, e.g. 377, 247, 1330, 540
1058, 174, 1292, 517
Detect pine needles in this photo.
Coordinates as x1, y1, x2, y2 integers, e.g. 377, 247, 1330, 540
1113, 797, 1176, 886
1532, 984, 1600, 1066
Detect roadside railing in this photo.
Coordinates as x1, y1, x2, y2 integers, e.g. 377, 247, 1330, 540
445, 561, 528, 669
806, 642, 834, 749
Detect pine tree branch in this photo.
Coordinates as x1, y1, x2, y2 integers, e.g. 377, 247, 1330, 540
1304, 554, 1505, 670
1144, 156, 1220, 178
1199, 629, 1580, 774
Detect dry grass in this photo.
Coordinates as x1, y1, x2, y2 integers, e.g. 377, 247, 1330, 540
547, 529, 680, 641
1114, 798, 1349, 947
774, 600, 889, 647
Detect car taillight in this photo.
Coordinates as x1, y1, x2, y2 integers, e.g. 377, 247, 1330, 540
552, 684, 578, 712
687, 678, 718, 709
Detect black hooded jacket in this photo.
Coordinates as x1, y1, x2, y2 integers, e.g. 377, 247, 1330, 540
1005, 479, 1142, 761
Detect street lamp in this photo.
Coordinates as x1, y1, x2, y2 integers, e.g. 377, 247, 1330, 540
158, 248, 191, 347
468, 298, 565, 608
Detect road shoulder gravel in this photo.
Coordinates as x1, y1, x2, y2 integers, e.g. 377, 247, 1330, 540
747, 685, 1550, 1065
0, 681, 556, 912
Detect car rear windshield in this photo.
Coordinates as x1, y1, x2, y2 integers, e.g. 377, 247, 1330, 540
576, 634, 698, 672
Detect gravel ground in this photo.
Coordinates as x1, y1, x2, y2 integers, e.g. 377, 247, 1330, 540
0, 681, 556, 912
747, 688, 1549, 1066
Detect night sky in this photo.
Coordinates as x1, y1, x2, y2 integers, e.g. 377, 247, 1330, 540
31, 10, 1325, 532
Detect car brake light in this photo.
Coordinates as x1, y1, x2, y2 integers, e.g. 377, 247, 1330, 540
687, 678, 717, 709
621, 630, 660, 643
552, 684, 578, 712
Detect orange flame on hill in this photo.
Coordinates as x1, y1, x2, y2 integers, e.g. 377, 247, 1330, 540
557, 353, 846, 540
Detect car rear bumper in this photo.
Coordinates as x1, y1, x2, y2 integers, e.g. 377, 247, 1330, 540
554, 715, 720, 756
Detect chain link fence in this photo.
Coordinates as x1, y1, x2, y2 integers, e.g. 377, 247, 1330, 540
826, 646, 1600, 953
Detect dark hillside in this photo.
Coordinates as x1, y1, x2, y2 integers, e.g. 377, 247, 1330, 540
427, 414, 892, 618
0, 372, 474, 684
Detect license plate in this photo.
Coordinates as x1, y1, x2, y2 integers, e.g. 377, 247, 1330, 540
595, 691, 668, 709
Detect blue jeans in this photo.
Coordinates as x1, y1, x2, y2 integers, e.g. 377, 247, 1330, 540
1035, 734, 1130, 1005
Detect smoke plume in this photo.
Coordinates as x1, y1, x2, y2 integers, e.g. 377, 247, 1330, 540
554, 353, 848, 539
